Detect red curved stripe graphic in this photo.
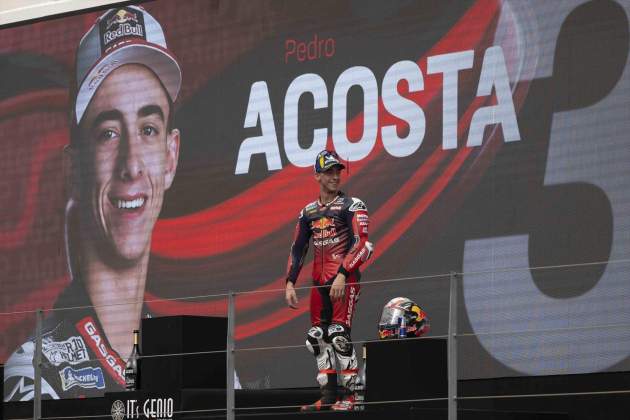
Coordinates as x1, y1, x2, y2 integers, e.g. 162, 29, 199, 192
151, 0, 500, 259
0, 127, 68, 248
0, 89, 68, 248
145, 95, 495, 329
234, 96, 496, 339
144, 0, 504, 339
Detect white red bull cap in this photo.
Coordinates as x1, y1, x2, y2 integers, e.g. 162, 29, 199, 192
74, 5, 181, 124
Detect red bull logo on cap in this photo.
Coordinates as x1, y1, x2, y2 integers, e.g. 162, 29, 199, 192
99, 7, 146, 52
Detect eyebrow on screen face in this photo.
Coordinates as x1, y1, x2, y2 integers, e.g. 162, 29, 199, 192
90, 110, 123, 131
138, 104, 165, 122
89, 105, 166, 132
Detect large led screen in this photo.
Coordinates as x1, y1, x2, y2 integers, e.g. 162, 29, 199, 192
2, 0, 630, 399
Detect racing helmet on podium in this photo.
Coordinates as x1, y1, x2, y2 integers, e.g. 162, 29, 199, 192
378, 297, 430, 339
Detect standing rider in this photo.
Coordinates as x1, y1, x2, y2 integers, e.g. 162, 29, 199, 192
285, 150, 373, 411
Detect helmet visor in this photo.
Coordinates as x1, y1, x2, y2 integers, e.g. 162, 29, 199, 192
379, 307, 406, 326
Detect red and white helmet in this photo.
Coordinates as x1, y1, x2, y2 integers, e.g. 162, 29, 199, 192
378, 297, 430, 339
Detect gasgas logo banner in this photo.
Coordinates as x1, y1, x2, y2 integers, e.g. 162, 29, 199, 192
1, 0, 630, 396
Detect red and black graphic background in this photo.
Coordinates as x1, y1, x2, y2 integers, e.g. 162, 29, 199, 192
2, 0, 630, 392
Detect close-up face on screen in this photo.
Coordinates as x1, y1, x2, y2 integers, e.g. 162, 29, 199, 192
2, 0, 630, 411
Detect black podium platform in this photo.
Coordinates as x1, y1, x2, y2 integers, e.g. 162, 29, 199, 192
141, 315, 227, 390
365, 337, 447, 407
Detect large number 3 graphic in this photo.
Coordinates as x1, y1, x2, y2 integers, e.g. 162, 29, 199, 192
462, 0, 630, 375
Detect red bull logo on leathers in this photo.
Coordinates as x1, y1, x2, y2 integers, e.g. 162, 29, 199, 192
312, 217, 337, 240
312, 217, 334, 230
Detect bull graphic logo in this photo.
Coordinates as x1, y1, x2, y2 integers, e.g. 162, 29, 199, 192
313, 217, 334, 230
106, 9, 138, 30
312, 217, 336, 240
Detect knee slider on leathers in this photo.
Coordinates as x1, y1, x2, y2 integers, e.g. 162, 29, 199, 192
306, 326, 326, 356
327, 324, 353, 356
306, 326, 334, 371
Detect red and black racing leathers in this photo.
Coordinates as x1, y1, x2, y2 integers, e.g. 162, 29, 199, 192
286, 192, 371, 328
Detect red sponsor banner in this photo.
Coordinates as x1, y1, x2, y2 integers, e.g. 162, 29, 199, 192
76, 317, 126, 386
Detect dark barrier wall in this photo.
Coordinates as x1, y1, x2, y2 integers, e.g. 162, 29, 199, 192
2, 0, 630, 400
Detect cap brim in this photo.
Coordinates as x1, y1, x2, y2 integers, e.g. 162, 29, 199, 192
75, 41, 181, 124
